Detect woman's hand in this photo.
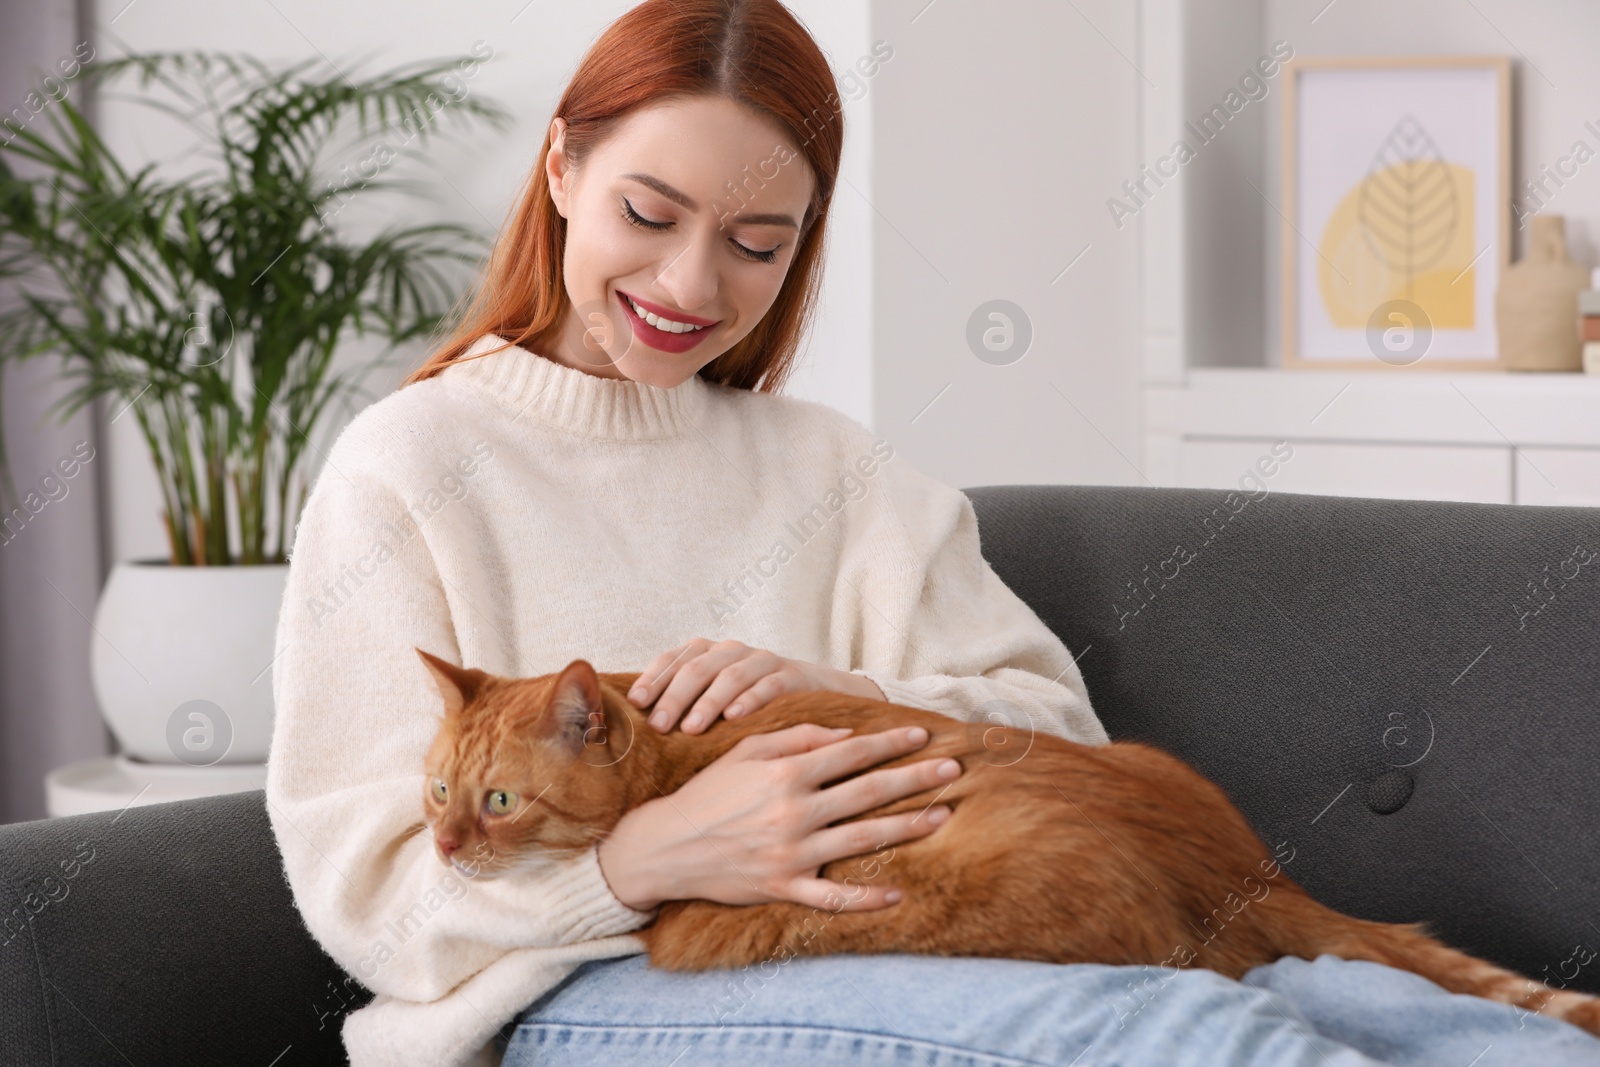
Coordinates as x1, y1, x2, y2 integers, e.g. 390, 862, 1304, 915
595, 721, 960, 913
628, 637, 886, 734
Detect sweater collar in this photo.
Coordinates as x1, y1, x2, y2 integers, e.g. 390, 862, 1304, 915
445, 333, 714, 441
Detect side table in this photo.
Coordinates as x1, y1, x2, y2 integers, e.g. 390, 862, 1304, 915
46, 755, 268, 818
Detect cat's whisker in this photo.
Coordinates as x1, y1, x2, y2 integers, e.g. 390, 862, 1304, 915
539, 846, 588, 861
489, 848, 585, 882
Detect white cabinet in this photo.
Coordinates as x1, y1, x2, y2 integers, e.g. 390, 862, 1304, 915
1516, 449, 1600, 507
1178, 439, 1513, 504
1146, 369, 1600, 506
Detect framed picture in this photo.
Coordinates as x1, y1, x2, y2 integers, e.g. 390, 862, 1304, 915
1281, 55, 1511, 370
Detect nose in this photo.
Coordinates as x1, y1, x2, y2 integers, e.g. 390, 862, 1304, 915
654, 234, 719, 315
437, 836, 460, 859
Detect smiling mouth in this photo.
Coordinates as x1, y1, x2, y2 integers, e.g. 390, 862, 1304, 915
614, 289, 720, 353
622, 295, 713, 333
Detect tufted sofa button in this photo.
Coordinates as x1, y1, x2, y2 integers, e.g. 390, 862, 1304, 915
1367, 770, 1414, 814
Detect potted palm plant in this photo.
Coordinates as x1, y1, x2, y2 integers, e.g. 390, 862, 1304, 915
0, 50, 507, 768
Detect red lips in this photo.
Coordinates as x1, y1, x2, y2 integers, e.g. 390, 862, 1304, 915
616, 289, 720, 328
614, 290, 719, 354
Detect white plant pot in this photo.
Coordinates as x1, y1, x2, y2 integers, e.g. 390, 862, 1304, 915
90, 560, 290, 765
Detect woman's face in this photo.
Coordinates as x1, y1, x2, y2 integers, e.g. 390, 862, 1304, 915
544, 94, 817, 387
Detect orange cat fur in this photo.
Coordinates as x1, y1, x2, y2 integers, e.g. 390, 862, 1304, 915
416, 649, 1600, 1037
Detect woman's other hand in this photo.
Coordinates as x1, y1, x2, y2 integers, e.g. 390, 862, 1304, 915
628, 637, 886, 734
595, 721, 961, 913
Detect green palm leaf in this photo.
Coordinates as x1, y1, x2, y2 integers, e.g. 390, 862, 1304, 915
0, 49, 508, 563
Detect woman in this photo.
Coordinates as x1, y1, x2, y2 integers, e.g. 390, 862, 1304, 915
265, 3, 1600, 1066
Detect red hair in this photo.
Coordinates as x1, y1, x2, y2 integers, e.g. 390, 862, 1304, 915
403, 0, 845, 394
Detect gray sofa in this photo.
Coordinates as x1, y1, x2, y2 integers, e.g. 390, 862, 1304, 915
3, 485, 1598, 1065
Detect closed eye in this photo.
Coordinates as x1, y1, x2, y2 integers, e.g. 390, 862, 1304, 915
620, 197, 781, 264
621, 197, 670, 232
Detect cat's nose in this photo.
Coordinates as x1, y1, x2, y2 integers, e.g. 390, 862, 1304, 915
437, 837, 460, 858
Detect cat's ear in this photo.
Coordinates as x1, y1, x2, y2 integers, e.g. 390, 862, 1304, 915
544, 659, 606, 757
415, 648, 482, 718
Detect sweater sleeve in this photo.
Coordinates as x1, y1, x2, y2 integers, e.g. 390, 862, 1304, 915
265, 468, 655, 1005
842, 453, 1110, 748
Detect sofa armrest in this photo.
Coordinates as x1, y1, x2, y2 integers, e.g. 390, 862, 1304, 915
0, 788, 366, 1065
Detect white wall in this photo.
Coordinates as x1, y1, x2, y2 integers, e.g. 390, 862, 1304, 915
868, 0, 1145, 490
96, 0, 1157, 555
1181, 0, 1267, 369
95, 0, 1600, 555
1259, 0, 1600, 366
92, 0, 875, 563
776, 2, 875, 424
82, 0, 1600, 556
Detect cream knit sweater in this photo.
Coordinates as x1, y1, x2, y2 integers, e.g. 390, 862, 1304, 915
265, 333, 1108, 1067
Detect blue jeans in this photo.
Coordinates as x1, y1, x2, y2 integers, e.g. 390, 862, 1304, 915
497, 951, 1600, 1066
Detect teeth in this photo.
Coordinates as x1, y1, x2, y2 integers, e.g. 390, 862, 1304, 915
627, 296, 708, 334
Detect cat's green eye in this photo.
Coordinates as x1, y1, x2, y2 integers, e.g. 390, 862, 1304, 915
486, 790, 519, 816
430, 779, 447, 804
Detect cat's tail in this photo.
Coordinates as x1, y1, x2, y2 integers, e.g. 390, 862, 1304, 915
1283, 892, 1600, 1038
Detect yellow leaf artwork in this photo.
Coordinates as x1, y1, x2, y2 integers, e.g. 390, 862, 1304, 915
1318, 114, 1477, 329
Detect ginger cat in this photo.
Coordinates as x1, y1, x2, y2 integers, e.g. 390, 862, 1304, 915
416, 649, 1600, 1037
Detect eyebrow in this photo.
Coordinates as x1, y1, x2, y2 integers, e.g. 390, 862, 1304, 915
620, 172, 799, 229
